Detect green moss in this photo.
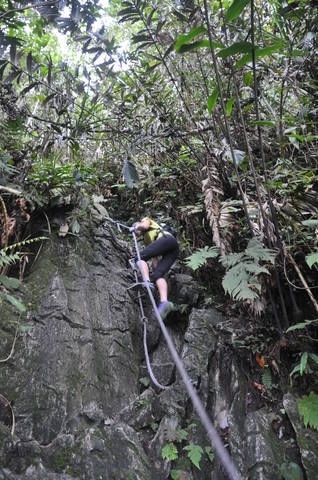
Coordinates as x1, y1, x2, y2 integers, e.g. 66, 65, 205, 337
134, 397, 152, 410
54, 447, 73, 472
67, 368, 85, 389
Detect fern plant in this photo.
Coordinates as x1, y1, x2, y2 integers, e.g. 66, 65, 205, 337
185, 246, 219, 271
0, 236, 47, 313
220, 238, 275, 301
298, 392, 318, 430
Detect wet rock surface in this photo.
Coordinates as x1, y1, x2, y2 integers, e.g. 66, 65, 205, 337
284, 393, 318, 480
0, 219, 317, 479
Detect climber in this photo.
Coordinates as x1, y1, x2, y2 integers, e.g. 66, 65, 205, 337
132, 216, 179, 319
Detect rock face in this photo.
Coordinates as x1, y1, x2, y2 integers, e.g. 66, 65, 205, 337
0, 219, 317, 479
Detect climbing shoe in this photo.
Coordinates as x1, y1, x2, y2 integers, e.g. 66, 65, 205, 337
157, 301, 174, 320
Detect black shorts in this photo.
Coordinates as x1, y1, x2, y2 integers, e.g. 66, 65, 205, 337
138, 234, 179, 282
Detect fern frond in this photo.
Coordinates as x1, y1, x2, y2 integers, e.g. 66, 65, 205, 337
185, 246, 219, 271
298, 392, 318, 430
244, 263, 270, 275
222, 267, 249, 298
234, 282, 259, 301
220, 252, 243, 268
220, 239, 274, 301
245, 238, 275, 264
0, 252, 20, 267
1, 236, 47, 254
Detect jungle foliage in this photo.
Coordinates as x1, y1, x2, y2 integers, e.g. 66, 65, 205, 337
0, 0, 318, 429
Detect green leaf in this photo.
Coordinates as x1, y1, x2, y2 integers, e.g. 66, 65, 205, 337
300, 352, 308, 376
309, 353, 318, 365
290, 364, 301, 378
287, 321, 311, 332
139, 377, 150, 387
243, 71, 253, 86
176, 39, 208, 53
185, 246, 219, 271
280, 462, 304, 480
19, 324, 33, 333
236, 43, 282, 68
183, 444, 203, 469
217, 41, 252, 58
176, 40, 223, 54
207, 87, 218, 113
162, 443, 178, 461
151, 421, 158, 432
6, 294, 26, 313
171, 470, 182, 480
175, 428, 188, 442
226, 97, 236, 117
225, 0, 250, 21
205, 446, 214, 464
123, 160, 139, 188
298, 392, 318, 430
305, 251, 318, 269
174, 26, 206, 52
0, 275, 21, 290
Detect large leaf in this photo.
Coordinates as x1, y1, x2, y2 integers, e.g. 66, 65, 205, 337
20, 82, 39, 96
174, 26, 206, 52
305, 251, 318, 269
0, 275, 21, 290
280, 462, 304, 480
225, 0, 250, 22
217, 41, 252, 58
286, 321, 311, 332
176, 39, 223, 54
236, 43, 282, 68
123, 160, 139, 188
226, 97, 236, 117
300, 352, 308, 376
207, 87, 218, 113
183, 444, 203, 470
6, 294, 26, 313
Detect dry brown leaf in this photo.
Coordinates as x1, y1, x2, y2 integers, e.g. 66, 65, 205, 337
256, 354, 265, 368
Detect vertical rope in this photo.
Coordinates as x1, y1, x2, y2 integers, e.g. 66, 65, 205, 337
131, 228, 240, 480
108, 218, 241, 479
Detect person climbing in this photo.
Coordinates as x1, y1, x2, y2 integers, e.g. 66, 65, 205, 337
132, 216, 179, 319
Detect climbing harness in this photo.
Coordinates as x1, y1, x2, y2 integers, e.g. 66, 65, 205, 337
106, 217, 241, 480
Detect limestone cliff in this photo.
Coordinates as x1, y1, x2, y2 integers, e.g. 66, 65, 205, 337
0, 220, 317, 479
